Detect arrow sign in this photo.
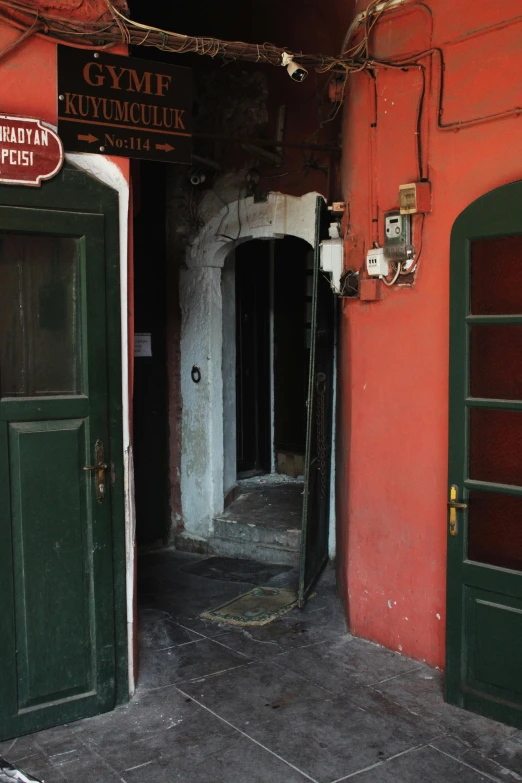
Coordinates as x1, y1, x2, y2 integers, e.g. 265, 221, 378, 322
156, 143, 174, 152
78, 133, 98, 143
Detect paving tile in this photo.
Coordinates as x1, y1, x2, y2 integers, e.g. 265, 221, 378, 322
139, 573, 251, 612
0, 735, 45, 764
57, 754, 126, 783
139, 607, 204, 650
138, 550, 206, 579
140, 577, 254, 639
344, 744, 494, 783
85, 689, 236, 774
209, 627, 289, 660
248, 695, 438, 783
137, 637, 252, 691
373, 666, 520, 745
180, 659, 333, 729
78, 665, 248, 750
180, 661, 438, 783
0, 723, 86, 767
431, 735, 522, 781
19, 755, 69, 783
0, 749, 53, 782
276, 635, 421, 693
122, 733, 311, 783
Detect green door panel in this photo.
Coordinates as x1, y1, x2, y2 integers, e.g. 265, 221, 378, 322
9, 419, 93, 710
0, 165, 125, 740
465, 588, 522, 697
446, 180, 522, 728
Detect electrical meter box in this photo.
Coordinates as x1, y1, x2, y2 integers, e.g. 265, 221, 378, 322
384, 210, 414, 263
385, 210, 410, 246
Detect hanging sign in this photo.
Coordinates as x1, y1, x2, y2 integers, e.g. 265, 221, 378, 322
0, 114, 64, 186
57, 47, 192, 165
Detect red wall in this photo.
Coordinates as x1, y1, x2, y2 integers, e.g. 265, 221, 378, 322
338, 0, 522, 668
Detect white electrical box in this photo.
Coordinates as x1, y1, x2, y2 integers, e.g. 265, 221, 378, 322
320, 238, 344, 294
366, 247, 388, 277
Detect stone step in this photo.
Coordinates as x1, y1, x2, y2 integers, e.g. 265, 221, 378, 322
209, 516, 301, 566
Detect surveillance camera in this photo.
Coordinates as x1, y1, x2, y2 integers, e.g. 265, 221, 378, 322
281, 52, 308, 82
286, 60, 308, 82
189, 170, 206, 186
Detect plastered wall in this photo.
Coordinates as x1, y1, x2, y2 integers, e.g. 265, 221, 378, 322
338, 0, 522, 668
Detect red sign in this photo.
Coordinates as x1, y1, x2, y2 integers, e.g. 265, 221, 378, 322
0, 114, 64, 187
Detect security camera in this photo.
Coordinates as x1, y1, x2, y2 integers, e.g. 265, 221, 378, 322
287, 60, 308, 82
281, 52, 308, 82
189, 169, 206, 186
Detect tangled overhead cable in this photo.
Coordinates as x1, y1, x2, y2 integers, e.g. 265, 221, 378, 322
0, 0, 403, 76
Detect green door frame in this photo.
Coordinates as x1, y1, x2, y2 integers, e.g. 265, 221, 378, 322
0, 162, 128, 705
446, 179, 522, 728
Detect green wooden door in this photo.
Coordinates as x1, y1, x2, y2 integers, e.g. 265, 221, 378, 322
299, 197, 335, 607
446, 181, 522, 728
0, 194, 120, 738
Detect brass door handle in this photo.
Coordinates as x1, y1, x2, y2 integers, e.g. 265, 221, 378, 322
84, 440, 107, 502
448, 485, 466, 536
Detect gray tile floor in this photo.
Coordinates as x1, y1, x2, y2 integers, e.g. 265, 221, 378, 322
2, 550, 522, 783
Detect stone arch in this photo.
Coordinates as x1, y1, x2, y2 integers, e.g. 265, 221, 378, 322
179, 190, 322, 542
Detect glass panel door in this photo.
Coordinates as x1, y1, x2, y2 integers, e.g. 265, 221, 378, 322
0, 234, 81, 397
446, 188, 522, 729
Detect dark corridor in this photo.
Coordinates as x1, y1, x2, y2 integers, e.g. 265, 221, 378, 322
235, 237, 310, 480
133, 162, 170, 546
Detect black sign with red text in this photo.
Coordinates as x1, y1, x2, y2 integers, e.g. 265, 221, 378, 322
57, 47, 192, 164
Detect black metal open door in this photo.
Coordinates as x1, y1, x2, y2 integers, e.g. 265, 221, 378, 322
299, 197, 335, 606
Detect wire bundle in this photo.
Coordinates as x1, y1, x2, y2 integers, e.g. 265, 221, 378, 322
0, 0, 396, 75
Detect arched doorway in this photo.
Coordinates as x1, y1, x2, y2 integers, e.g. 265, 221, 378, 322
446, 180, 522, 727
178, 190, 336, 603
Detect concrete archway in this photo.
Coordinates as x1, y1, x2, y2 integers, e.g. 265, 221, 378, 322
178, 189, 322, 545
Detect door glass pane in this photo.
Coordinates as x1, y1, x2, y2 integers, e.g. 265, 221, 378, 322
0, 233, 81, 397
471, 236, 522, 315
468, 490, 522, 571
470, 325, 522, 400
469, 408, 522, 486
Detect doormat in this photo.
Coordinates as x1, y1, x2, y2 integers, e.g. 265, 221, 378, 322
181, 556, 294, 585
201, 586, 297, 626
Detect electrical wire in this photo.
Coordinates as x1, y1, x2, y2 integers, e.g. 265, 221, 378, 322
0, 0, 416, 79
1, 0, 520, 142
0, 13, 40, 59
396, 213, 425, 282
381, 261, 402, 286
